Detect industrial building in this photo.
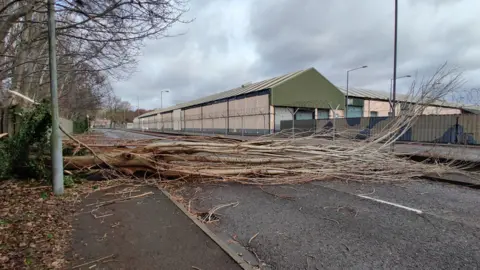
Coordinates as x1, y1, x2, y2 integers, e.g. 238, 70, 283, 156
133, 67, 470, 134
337, 88, 463, 117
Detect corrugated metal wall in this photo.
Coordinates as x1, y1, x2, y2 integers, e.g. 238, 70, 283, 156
280, 114, 480, 145
173, 109, 182, 131
458, 114, 480, 144
134, 94, 270, 135
274, 107, 292, 131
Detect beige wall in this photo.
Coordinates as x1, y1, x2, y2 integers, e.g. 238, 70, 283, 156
229, 95, 269, 131
329, 109, 344, 119
162, 112, 173, 129
184, 107, 202, 130
363, 100, 391, 117
361, 99, 462, 117
269, 105, 275, 132
423, 106, 461, 115
212, 102, 228, 129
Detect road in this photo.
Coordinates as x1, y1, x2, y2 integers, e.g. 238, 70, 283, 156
99, 129, 480, 269
178, 181, 480, 270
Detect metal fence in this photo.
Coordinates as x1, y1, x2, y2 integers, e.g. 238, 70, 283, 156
133, 111, 272, 136
280, 114, 480, 145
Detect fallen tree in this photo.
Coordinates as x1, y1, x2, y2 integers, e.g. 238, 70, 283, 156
59, 64, 479, 185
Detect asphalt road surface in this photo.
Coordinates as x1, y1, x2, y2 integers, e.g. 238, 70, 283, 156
102, 129, 480, 269
178, 181, 480, 270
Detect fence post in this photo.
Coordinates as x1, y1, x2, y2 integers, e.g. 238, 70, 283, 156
332, 116, 336, 141
263, 114, 266, 135
292, 116, 295, 139
225, 115, 228, 135
241, 114, 244, 136
212, 114, 214, 134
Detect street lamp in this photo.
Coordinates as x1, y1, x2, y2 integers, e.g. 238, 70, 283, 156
389, 75, 411, 101
160, 89, 170, 109
47, 0, 64, 195
346, 65, 368, 118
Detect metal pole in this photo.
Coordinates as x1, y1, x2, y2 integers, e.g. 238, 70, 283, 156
225, 116, 227, 135
161, 92, 163, 109
47, 0, 64, 195
389, 78, 393, 114
241, 115, 244, 136
391, 0, 398, 151
392, 0, 398, 118
345, 66, 368, 119
346, 71, 349, 118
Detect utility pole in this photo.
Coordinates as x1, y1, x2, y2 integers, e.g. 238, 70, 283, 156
392, 0, 398, 119
391, 0, 398, 151
47, 0, 64, 195
389, 75, 411, 113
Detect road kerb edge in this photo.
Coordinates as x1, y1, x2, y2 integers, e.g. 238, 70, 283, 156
159, 188, 255, 270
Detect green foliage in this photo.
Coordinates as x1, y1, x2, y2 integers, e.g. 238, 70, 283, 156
73, 118, 89, 134
64, 175, 75, 188
0, 102, 52, 180
40, 192, 48, 200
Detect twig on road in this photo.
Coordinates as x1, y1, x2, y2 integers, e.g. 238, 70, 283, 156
86, 191, 154, 207
72, 254, 115, 269
322, 217, 340, 225
259, 186, 295, 201
203, 201, 239, 222
248, 232, 259, 245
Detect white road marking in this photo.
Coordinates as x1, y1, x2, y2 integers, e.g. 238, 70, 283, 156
357, 195, 423, 214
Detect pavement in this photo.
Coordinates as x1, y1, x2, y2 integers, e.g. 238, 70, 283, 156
70, 185, 241, 270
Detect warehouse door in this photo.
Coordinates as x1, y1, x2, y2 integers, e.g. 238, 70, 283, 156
347, 106, 363, 118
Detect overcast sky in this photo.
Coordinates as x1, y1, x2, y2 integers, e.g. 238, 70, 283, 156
112, 0, 480, 110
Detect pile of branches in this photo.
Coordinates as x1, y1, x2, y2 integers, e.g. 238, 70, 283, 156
63, 134, 456, 185
61, 64, 478, 184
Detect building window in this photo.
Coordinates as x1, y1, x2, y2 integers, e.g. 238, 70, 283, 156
347, 106, 363, 118
318, 110, 329, 119
370, 111, 378, 117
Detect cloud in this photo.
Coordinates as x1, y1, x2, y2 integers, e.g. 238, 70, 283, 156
113, 0, 480, 109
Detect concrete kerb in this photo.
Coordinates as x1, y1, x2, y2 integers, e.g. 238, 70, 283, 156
159, 188, 257, 270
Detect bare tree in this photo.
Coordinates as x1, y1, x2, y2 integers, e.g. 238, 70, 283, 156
0, 0, 189, 117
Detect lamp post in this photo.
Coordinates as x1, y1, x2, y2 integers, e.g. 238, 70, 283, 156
389, 75, 411, 112
392, 0, 398, 118
160, 89, 170, 109
346, 65, 368, 118
47, 0, 64, 195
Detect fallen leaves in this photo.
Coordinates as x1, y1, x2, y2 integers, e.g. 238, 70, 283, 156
0, 181, 77, 269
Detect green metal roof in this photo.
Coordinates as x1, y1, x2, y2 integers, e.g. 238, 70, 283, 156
138, 68, 308, 118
